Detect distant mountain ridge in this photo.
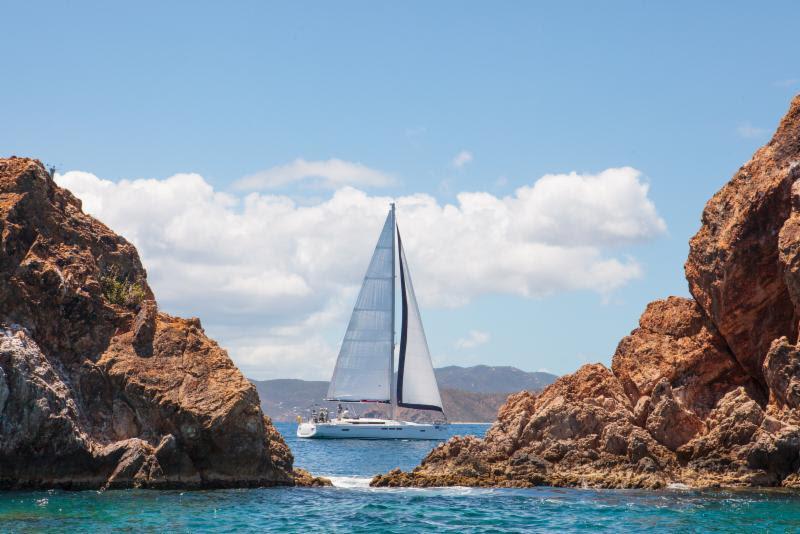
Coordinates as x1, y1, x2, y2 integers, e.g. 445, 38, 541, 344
251, 366, 557, 423
434, 365, 556, 394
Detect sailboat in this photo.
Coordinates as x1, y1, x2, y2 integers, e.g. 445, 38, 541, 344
296, 204, 448, 439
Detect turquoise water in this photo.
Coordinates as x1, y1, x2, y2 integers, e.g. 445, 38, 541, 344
3, 423, 800, 532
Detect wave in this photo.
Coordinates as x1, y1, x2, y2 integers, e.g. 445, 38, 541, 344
325, 475, 501, 497
327, 476, 373, 489
666, 483, 692, 490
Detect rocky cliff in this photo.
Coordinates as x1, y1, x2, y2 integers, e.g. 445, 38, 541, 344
372, 95, 800, 490
0, 157, 327, 490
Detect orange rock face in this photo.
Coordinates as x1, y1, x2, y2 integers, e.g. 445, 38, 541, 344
612, 296, 757, 417
0, 158, 326, 489
373, 365, 677, 489
686, 97, 800, 380
373, 95, 800, 490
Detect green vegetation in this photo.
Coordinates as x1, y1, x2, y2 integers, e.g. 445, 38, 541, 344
100, 266, 146, 308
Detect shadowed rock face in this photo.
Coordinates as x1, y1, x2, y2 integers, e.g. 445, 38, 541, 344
372, 95, 800, 490
0, 157, 328, 490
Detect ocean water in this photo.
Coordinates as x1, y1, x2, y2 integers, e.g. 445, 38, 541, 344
3, 423, 800, 533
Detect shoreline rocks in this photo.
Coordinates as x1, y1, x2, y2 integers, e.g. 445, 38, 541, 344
372, 94, 800, 490
0, 157, 328, 490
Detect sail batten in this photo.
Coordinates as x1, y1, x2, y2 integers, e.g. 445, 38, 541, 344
396, 227, 444, 412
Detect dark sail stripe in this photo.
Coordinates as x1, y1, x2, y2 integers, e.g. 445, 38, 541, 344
396, 227, 409, 407
396, 227, 443, 412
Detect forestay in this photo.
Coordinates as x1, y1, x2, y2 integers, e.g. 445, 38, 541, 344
326, 209, 395, 403
396, 228, 444, 412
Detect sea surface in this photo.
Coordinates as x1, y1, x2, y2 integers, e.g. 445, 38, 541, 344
3, 422, 800, 532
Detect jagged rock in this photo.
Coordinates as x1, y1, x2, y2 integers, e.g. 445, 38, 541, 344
0, 327, 95, 488
100, 439, 158, 490
680, 387, 765, 462
644, 380, 705, 451
685, 96, 800, 380
612, 297, 753, 417
374, 95, 800, 490
746, 426, 800, 478
0, 157, 311, 490
600, 422, 629, 456
373, 364, 675, 489
632, 395, 651, 427
292, 468, 333, 487
676, 386, 800, 487
763, 337, 800, 409
778, 180, 800, 316
131, 299, 157, 356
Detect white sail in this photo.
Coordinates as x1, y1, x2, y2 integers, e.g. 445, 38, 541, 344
396, 227, 444, 412
326, 208, 395, 403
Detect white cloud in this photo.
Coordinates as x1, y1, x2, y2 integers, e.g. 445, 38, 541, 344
228, 333, 338, 381
455, 330, 490, 350
507, 167, 666, 248
737, 122, 767, 139
56, 165, 665, 379
235, 158, 394, 190
451, 150, 473, 169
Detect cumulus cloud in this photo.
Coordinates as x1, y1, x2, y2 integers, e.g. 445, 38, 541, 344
227, 333, 338, 381
56, 166, 665, 379
235, 158, 394, 190
455, 330, 490, 350
507, 167, 666, 248
451, 150, 473, 168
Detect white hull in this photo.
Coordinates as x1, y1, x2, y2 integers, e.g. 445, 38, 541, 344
296, 418, 448, 440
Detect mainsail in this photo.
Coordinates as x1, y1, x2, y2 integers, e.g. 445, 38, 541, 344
326, 208, 395, 403
396, 227, 444, 412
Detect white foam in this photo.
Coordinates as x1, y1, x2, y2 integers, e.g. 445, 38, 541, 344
325, 475, 498, 497
327, 476, 374, 489
666, 482, 691, 490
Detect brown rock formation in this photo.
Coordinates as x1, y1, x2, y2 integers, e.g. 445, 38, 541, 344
373, 95, 800, 490
686, 96, 800, 379
0, 157, 326, 490
373, 365, 677, 489
612, 296, 758, 417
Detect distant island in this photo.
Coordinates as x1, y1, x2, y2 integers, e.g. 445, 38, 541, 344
251, 365, 557, 423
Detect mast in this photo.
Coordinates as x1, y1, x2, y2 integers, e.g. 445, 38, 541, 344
390, 202, 397, 420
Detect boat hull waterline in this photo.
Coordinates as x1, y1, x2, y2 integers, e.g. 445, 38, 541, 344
297, 418, 448, 440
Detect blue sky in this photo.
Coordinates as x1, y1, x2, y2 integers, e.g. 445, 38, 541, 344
3, 1, 799, 378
